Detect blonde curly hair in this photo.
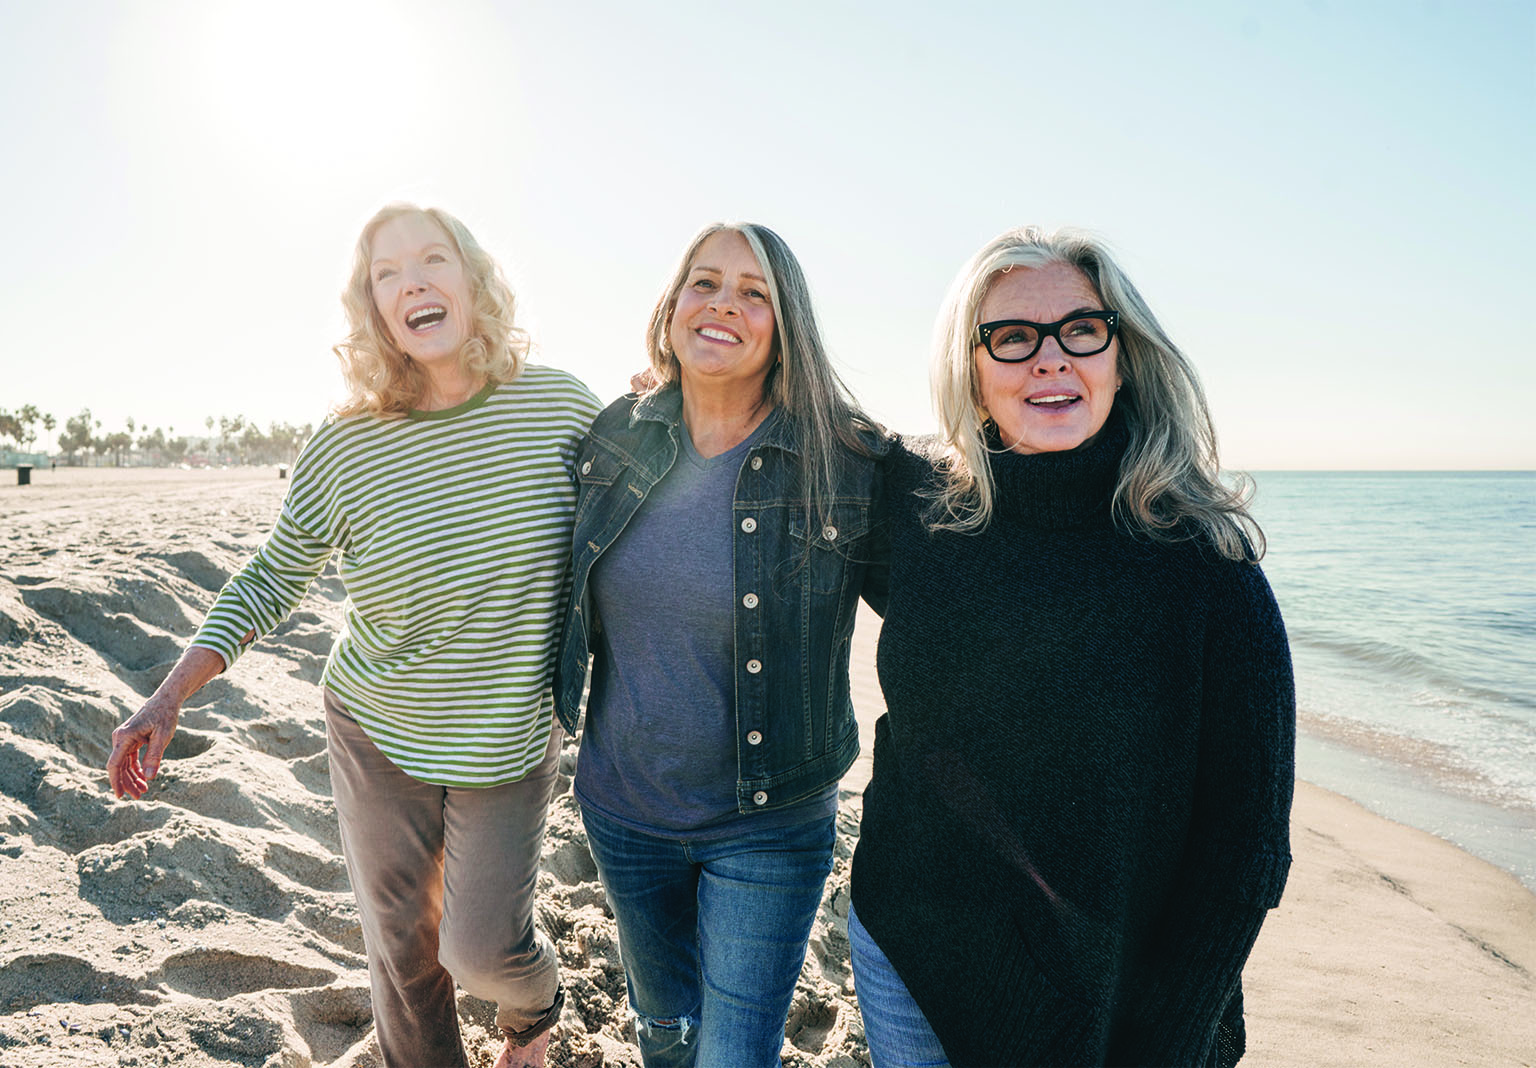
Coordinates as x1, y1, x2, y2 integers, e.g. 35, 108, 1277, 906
333, 203, 529, 417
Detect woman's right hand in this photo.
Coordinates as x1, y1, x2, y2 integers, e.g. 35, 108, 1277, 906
107, 694, 182, 799
106, 644, 228, 800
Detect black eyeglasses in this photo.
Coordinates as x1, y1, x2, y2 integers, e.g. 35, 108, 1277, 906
975, 311, 1120, 363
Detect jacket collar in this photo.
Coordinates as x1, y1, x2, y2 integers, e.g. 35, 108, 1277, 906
630, 386, 801, 455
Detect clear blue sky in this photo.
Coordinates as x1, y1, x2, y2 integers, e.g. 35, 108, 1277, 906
2, 0, 1532, 468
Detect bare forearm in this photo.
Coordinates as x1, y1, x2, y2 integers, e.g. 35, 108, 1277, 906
153, 644, 231, 705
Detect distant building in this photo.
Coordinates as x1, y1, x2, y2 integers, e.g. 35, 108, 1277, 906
1, 449, 52, 468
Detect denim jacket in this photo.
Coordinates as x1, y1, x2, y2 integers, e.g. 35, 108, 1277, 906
555, 388, 889, 814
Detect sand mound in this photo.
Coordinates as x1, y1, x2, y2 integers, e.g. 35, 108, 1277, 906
0, 468, 867, 1067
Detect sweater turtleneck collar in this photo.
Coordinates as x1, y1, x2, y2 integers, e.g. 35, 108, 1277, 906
983, 407, 1129, 530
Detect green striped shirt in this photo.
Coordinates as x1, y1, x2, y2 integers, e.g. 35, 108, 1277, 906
193, 365, 601, 787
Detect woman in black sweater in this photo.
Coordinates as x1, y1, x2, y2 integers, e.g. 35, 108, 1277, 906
849, 228, 1295, 1067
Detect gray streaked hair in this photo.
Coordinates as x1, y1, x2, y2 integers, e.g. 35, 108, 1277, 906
929, 225, 1264, 562
645, 222, 883, 529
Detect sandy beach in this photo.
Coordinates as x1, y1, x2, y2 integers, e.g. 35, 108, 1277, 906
2, 466, 1533, 1067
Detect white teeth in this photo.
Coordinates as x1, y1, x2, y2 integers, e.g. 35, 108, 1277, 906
1029, 394, 1078, 405
407, 306, 446, 328
698, 327, 739, 343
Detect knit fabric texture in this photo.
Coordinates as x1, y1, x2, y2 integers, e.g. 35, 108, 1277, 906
850, 414, 1295, 1067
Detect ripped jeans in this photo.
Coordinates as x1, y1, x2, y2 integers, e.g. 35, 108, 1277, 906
580, 805, 836, 1068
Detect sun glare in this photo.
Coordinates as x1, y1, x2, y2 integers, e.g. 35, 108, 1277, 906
191, 1, 427, 182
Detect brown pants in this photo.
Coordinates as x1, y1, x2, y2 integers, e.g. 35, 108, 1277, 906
325, 690, 562, 1068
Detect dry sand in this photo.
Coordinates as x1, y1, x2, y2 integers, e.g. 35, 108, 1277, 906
1, 467, 1532, 1067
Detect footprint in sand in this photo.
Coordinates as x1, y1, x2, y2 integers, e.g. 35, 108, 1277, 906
155, 947, 337, 999
0, 951, 152, 1013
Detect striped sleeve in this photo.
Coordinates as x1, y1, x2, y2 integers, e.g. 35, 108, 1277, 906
191, 438, 341, 669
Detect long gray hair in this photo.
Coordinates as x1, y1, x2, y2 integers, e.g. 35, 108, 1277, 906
646, 222, 882, 529
929, 225, 1263, 562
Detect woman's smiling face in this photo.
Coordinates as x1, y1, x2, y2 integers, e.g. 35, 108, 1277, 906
667, 230, 778, 397
368, 212, 474, 369
974, 261, 1121, 454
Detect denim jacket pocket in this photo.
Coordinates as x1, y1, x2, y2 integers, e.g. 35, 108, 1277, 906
575, 441, 626, 487
788, 503, 870, 596
572, 440, 633, 531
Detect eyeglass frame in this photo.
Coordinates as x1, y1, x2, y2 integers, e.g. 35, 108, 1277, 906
975, 310, 1120, 363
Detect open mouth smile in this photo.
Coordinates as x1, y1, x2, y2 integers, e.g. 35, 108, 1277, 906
406, 305, 448, 332
697, 326, 740, 344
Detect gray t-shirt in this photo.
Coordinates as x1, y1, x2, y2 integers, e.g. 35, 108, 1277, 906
575, 415, 835, 839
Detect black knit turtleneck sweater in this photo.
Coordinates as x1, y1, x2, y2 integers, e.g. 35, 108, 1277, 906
851, 417, 1295, 1067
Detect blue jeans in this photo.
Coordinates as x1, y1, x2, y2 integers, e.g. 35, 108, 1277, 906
848, 904, 951, 1068
580, 805, 837, 1068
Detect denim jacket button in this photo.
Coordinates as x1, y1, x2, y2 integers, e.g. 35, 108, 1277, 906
747, 730, 763, 745
740, 516, 757, 533
580, 460, 592, 475
746, 659, 762, 674
742, 593, 759, 609
823, 525, 838, 541
753, 791, 769, 806
750, 456, 763, 471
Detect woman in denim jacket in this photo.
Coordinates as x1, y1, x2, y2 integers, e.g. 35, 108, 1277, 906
554, 223, 886, 1067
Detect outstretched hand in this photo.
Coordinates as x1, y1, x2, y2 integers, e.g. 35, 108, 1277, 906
107, 694, 181, 799
103, 644, 227, 800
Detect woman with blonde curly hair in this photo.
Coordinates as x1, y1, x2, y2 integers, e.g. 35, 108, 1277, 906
106, 203, 600, 1068
848, 226, 1294, 1067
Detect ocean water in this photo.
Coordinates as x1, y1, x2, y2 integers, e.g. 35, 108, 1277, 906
1249, 471, 1536, 890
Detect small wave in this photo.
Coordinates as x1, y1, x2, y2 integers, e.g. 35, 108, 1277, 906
1483, 611, 1536, 637
1289, 628, 1536, 713
1297, 710, 1536, 812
